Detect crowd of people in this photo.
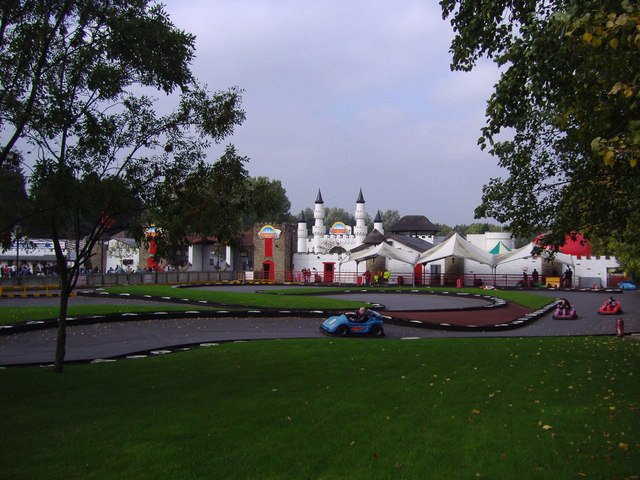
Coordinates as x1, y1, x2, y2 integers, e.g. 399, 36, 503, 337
0, 262, 59, 277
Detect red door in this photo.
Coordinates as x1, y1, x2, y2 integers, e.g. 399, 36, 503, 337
262, 260, 275, 281
413, 264, 423, 286
323, 262, 335, 283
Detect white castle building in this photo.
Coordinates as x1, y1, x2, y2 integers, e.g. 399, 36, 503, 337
287, 188, 622, 288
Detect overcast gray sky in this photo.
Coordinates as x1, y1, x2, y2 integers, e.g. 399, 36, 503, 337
164, 0, 503, 226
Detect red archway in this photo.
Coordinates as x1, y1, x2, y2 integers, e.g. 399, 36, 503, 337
262, 260, 275, 281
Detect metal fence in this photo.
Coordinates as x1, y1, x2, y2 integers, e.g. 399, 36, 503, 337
0, 269, 602, 289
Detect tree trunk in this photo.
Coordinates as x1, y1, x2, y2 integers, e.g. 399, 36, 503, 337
54, 279, 70, 372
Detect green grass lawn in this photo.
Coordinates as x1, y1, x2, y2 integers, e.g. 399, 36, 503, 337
0, 304, 226, 325
1, 337, 638, 479
103, 285, 368, 310
269, 285, 553, 310
0, 285, 551, 325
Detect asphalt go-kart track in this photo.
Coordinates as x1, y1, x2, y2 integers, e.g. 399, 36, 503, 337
0, 285, 638, 366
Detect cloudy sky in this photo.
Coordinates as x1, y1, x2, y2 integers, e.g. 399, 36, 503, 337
163, 0, 503, 226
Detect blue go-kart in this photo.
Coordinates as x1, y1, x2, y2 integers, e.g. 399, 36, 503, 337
320, 310, 385, 337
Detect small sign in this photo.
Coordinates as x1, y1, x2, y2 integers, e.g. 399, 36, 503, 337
245, 271, 254, 281
329, 222, 349, 235
258, 225, 281, 239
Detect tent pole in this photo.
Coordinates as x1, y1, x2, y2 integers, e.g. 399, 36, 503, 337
355, 261, 359, 286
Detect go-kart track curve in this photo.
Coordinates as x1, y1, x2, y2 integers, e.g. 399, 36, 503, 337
0, 286, 638, 366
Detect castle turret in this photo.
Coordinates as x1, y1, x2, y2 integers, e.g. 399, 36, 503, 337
354, 188, 367, 245
297, 211, 308, 253
312, 189, 326, 252
373, 210, 384, 235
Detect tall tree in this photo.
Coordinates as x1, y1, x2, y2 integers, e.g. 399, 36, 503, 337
441, 0, 640, 274
146, 145, 253, 257
1, 1, 244, 371
0, 153, 28, 247
243, 176, 291, 228
324, 207, 357, 229
379, 209, 402, 232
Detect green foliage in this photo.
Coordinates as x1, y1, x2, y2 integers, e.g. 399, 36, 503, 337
434, 223, 453, 235
379, 209, 402, 231
243, 176, 292, 228
147, 145, 252, 256
454, 222, 504, 234
325, 207, 358, 228
442, 0, 640, 272
0, 157, 28, 247
0, 0, 246, 369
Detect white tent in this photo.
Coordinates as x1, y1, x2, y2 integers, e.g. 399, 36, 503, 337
340, 242, 419, 285
416, 233, 497, 267
495, 242, 575, 267
341, 242, 418, 266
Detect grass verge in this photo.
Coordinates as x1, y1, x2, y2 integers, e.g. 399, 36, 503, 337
0, 304, 225, 325
103, 285, 366, 310
269, 285, 552, 309
1, 336, 638, 479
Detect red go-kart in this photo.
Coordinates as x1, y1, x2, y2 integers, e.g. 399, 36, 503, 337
598, 300, 623, 315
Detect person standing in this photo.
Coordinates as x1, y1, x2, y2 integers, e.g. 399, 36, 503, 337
531, 268, 539, 286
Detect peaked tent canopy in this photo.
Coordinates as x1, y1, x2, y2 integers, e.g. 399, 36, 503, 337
416, 233, 497, 267
341, 242, 418, 266
489, 241, 512, 255
495, 242, 575, 267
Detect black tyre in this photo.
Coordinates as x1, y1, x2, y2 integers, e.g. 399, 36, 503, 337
335, 325, 349, 336
370, 325, 384, 337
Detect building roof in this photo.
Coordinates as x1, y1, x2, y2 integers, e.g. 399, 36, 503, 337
387, 233, 433, 253
374, 210, 382, 223
362, 229, 386, 245
356, 188, 365, 204
315, 189, 324, 204
389, 215, 439, 234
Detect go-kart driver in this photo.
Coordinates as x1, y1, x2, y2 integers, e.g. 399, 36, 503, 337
354, 306, 378, 322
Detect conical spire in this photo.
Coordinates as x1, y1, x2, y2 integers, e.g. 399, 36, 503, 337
356, 188, 365, 204
297, 211, 306, 223
315, 189, 324, 204
374, 210, 382, 222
